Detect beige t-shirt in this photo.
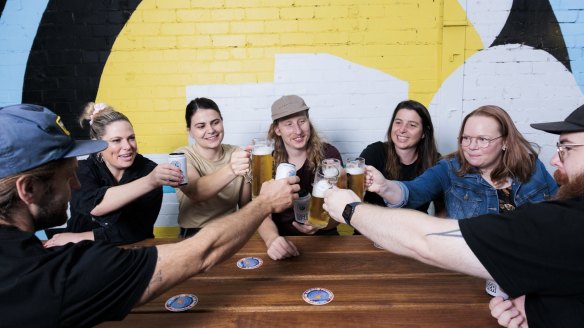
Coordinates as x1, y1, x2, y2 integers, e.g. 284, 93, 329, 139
174, 144, 245, 228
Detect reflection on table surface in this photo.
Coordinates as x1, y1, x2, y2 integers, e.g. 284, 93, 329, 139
99, 235, 498, 328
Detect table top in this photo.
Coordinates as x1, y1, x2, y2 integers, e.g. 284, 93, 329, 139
98, 235, 498, 327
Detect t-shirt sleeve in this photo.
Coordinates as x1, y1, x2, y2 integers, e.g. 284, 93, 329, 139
459, 199, 584, 298
59, 242, 158, 327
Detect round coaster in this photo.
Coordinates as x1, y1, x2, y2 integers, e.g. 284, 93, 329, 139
236, 256, 263, 270
302, 287, 334, 305
165, 293, 198, 312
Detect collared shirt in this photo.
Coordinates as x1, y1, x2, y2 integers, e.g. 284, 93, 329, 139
391, 156, 558, 219
65, 153, 162, 244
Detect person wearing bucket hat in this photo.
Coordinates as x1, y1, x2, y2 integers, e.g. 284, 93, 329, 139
322, 104, 584, 327
0, 104, 300, 327
254, 95, 345, 261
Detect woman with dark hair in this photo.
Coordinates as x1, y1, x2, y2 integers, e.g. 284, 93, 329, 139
360, 100, 441, 213
367, 105, 558, 219
256, 95, 343, 260
46, 102, 183, 246
174, 97, 252, 238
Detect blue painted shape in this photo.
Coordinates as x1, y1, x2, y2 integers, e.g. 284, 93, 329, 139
0, 0, 49, 106
550, 0, 584, 93
35, 230, 48, 240
163, 186, 177, 193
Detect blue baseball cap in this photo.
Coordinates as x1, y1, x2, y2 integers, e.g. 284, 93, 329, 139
0, 104, 107, 178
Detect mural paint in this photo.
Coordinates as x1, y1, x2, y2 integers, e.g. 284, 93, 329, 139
1, 0, 583, 236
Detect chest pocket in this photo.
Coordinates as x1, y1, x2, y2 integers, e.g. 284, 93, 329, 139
446, 183, 485, 219
514, 183, 551, 206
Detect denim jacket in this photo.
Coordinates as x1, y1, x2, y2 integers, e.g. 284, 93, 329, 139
392, 156, 558, 219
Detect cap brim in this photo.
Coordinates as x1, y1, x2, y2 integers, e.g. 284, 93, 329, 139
530, 121, 584, 134
64, 140, 107, 158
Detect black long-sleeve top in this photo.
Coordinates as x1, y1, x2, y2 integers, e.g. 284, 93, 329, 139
65, 153, 162, 244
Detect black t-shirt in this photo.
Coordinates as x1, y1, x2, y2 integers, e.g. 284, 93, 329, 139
360, 141, 433, 212
459, 197, 584, 327
0, 225, 157, 328
66, 153, 162, 244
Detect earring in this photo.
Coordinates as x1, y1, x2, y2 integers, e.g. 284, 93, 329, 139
97, 152, 104, 162
502, 145, 507, 151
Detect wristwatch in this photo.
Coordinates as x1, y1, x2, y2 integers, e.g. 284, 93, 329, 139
342, 202, 361, 226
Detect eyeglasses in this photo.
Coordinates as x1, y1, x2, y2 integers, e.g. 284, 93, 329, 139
556, 142, 584, 162
460, 136, 502, 149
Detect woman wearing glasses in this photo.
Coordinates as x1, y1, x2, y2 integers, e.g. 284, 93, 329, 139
367, 105, 558, 219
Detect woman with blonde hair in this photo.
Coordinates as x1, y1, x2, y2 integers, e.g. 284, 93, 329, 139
45, 102, 183, 246
367, 105, 558, 219
256, 95, 343, 260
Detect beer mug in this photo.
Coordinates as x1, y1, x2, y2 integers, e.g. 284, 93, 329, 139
322, 158, 344, 188
251, 138, 274, 199
346, 157, 365, 199
308, 167, 334, 229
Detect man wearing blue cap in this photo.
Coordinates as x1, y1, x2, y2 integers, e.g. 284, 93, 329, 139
0, 104, 300, 327
324, 104, 584, 327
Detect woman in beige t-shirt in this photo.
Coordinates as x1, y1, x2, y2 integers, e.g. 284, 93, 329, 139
174, 98, 251, 238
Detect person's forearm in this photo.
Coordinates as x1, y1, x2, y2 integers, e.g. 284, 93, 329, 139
257, 216, 280, 247
91, 177, 156, 216
350, 204, 490, 279
180, 164, 238, 202
138, 194, 273, 304
376, 180, 404, 206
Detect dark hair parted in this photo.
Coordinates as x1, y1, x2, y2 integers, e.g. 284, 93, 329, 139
79, 102, 132, 140
268, 110, 325, 173
185, 97, 223, 128
384, 100, 440, 179
455, 105, 539, 186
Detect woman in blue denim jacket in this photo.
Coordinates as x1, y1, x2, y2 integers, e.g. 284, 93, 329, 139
367, 105, 558, 219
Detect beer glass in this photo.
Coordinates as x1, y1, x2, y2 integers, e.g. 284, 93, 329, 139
251, 138, 273, 199
346, 157, 365, 200
322, 158, 345, 188
308, 167, 334, 229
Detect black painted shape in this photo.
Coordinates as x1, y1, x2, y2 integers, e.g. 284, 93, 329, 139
22, 0, 142, 139
0, 1, 6, 17
492, 0, 571, 71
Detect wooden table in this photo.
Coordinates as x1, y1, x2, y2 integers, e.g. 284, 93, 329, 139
99, 236, 498, 327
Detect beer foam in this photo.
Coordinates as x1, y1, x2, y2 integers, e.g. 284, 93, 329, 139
312, 180, 331, 197
252, 146, 273, 155
323, 167, 338, 178
346, 167, 364, 175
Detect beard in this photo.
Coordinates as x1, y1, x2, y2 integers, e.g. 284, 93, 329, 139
554, 170, 584, 201
34, 186, 69, 231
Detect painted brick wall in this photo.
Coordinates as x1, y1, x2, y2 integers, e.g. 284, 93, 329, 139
2, 0, 584, 237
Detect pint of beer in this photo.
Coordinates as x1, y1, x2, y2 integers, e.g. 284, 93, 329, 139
322, 158, 344, 188
251, 138, 273, 199
308, 169, 333, 229
346, 157, 365, 200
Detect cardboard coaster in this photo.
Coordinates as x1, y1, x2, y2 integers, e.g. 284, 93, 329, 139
165, 294, 198, 312
236, 256, 263, 270
302, 287, 334, 305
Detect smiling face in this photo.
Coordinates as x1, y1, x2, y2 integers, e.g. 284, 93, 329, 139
100, 120, 137, 176
274, 111, 311, 152
390, 108, 424, 152
460, 115, 505, 174
188, 108, 224, 150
